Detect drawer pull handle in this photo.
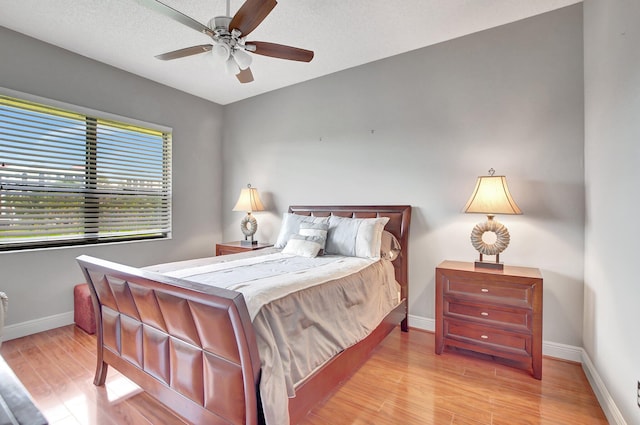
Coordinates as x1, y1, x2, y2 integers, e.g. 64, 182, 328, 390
481, 288, 489, 293
480, 312, 489, 316
481, 335, 489, 339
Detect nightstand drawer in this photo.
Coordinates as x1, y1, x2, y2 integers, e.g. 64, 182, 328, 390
444, 277, 533, 308
444, 299, 531, 331
444, 319, 531, 357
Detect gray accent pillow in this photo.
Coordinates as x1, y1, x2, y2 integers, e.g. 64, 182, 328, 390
380, 230, 401, 261
299, 222, 329, 255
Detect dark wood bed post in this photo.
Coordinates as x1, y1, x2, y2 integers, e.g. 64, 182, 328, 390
394, 206, 411, 332
86, 275, 108, 386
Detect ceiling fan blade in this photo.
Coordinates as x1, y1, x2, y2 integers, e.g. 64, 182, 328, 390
248, 41, 314, 62
236, 67, 254, 84
136, 0, 214, 37
155, 44, 213, 60
229, 0, 277, 37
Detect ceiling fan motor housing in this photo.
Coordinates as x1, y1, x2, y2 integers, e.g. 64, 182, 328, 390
210, 16, 232, 32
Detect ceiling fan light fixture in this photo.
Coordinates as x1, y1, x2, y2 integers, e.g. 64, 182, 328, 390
225, 57, 241, 75
233, 49, 252, 70
212, 43, 230, 61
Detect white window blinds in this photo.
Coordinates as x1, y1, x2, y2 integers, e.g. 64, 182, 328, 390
0, 95, 172, 250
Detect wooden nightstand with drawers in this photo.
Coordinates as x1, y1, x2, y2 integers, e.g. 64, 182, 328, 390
215, 241, 273, 256
435, 260, 543, 379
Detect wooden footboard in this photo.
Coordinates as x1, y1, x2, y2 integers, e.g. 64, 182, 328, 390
77, 255, 262, 425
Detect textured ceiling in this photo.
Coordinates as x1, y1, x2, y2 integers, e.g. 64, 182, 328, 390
0, 0, 581, 105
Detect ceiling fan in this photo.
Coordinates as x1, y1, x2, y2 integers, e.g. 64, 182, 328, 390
137, 0, 314, 83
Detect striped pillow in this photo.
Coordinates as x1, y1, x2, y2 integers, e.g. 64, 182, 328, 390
298, 222, 329, 255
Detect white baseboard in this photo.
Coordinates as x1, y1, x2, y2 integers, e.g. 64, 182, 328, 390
3, 311, 74, 342
581, 350, 628, 425
408, 314, 435, 332
541, 339, 583, 362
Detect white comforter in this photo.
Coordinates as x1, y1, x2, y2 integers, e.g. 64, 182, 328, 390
146, 249, 401, 425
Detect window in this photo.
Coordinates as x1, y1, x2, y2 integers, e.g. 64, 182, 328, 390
0, 92, 172, 251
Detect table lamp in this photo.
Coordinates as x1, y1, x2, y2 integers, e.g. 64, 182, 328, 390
463, 168, 522, 270
232, 183, 265, 246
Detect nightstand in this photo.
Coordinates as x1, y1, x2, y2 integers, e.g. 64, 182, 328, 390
435, 260, 543, 379
215, 241, 273, 256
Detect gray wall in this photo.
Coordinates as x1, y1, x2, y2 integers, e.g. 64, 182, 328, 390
584, 0, 640, 423
222, 5, 585, 346
0, 27, 224, 327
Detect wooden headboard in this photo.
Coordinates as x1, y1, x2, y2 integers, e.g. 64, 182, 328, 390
288, 205, 411, 331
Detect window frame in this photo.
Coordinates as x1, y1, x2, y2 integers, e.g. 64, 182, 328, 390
0, 88, 173, 252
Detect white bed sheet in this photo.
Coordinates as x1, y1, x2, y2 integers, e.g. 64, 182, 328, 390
155, 249, 376, 320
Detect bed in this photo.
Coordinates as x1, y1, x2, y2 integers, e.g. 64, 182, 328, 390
76, 205, 411, 425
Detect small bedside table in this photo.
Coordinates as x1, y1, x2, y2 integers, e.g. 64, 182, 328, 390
435, 260, 543, 379
215, 241, 273, 256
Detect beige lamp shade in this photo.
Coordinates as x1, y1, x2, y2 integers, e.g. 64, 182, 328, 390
232, 184, 265, 212
464, 175, 522, 215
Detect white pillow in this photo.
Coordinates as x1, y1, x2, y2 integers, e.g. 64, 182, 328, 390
274, 213, 330, 249
325, 215, 390, 259
282, 234, 325, 258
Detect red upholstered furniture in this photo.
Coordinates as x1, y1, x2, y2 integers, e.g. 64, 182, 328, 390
74, 283, 96, 334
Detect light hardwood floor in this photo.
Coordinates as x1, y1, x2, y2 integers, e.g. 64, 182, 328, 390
0, 325, 607, 425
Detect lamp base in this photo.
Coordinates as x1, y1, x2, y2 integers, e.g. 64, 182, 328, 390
474, 260, 504, 271
474, 253, 504, 270
239, 213, 258, 246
